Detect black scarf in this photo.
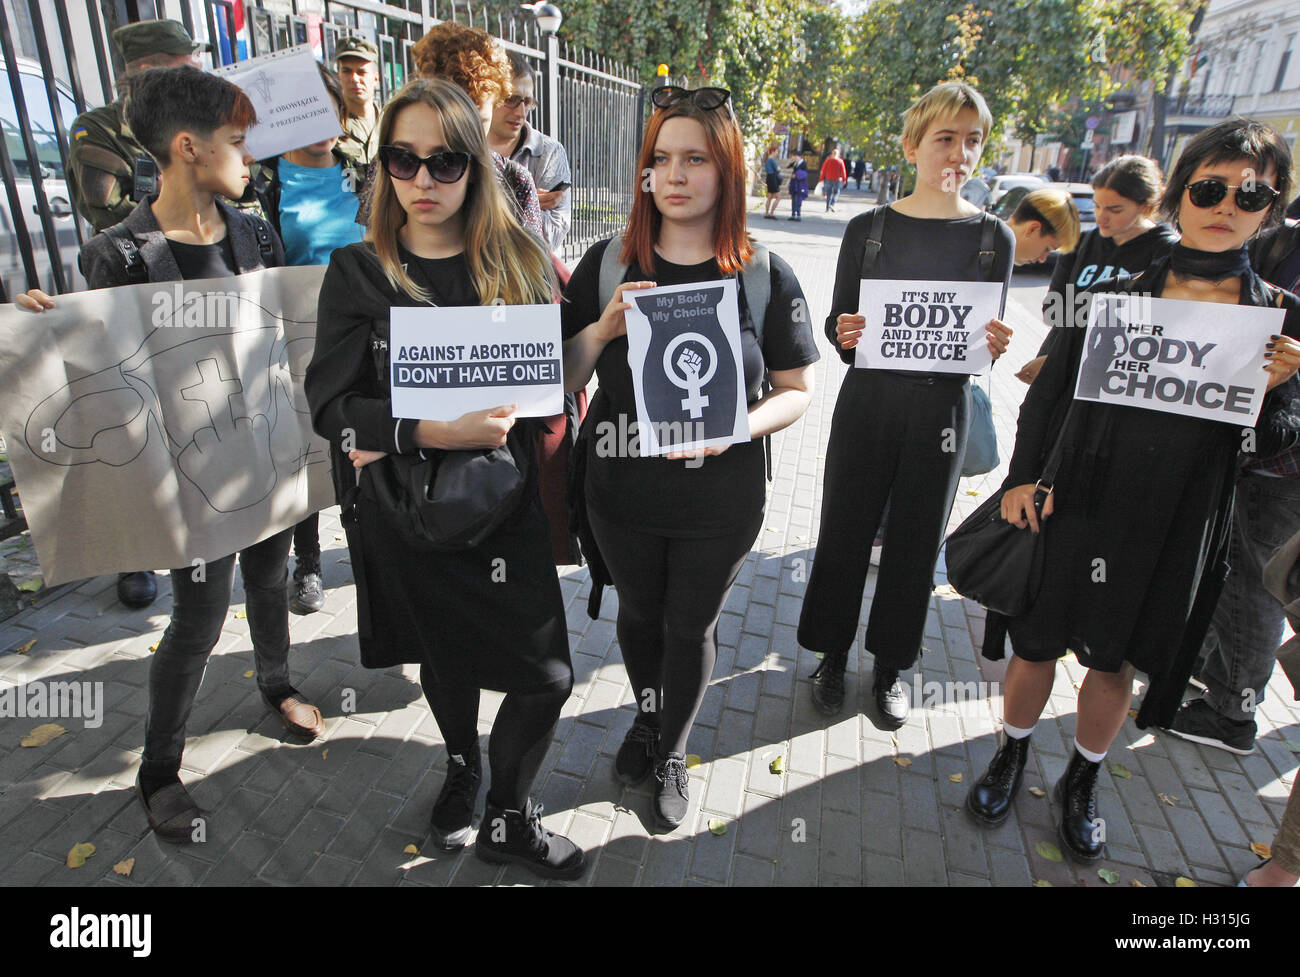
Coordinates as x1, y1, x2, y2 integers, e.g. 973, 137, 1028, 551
1169, 242, 1252, 282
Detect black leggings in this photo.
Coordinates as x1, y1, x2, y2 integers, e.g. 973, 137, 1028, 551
589, 507, 761, 757
419, 665, 568, 811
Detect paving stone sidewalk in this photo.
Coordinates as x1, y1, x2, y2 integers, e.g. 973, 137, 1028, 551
0, 186, 1295, 886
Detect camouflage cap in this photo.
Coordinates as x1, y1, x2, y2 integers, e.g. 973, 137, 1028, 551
113, 19, 207, 63
335, 36, 378, 64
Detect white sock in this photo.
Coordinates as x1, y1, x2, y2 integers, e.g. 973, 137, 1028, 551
1073, 738, 1106, 764
1003, 721, 1034, 740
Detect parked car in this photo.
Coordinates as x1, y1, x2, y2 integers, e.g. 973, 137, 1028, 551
0, 56, 88, 302
990, 182, 1095, 269
986, 172, 1046, 207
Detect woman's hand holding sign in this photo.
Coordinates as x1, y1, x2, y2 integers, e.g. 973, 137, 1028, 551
595, 280, 657, 343
15, 288, 55, 313
835, 312, 866, 350
563, 280, 658, 392
414, 404, 517, 451
986, 318, 1013, 361
1264, 334, 1300, 390
1002, 482, 1054, 533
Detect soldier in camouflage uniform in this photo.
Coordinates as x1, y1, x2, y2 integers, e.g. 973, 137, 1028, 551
334, 36, 380, 162
66, 20, 206, 234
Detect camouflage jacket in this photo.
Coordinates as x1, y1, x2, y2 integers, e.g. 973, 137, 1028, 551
66, 100, 149, 234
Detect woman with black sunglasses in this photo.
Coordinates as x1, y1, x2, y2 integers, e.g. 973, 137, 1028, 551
561, 85, 818, 830
306, 78, 584, 879
967, 118, 1300, 862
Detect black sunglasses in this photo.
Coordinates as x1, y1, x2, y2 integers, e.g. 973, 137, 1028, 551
1185, 178, 1280, 213
651, 86, 732, 113
378, 145, 471, 184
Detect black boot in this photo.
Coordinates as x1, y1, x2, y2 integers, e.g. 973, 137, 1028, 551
810, 651, 849, 715
1055, 748, 1106, 862
872, 665, 909, 728
966, 732, 1030, 826
117, 571, 157, 609
429, 742, 481, 850
475, 798, 586, 880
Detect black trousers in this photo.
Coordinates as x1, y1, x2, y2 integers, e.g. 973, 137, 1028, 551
798, 370, 970, 669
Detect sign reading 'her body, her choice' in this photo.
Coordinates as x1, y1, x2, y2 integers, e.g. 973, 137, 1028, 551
855, 279, 1003, 375
389, 305, 564, 421
1073, 293, 1282, 425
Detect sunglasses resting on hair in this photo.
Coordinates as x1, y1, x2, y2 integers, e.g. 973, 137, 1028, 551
651, 86, 732, 113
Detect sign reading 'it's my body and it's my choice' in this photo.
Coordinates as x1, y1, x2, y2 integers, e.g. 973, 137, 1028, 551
1073, 293, 1282, 425
855, 279, 1004, 375
388, 305, 564, 421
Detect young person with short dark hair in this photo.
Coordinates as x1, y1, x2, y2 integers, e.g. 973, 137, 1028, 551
306, 78, 585, 878
20, 64, 323, 841
797, 82, 1014, 728
561, 88, 817, 830
968, 118, 1300, 862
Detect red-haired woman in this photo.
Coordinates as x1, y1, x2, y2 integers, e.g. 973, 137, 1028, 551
561, 87, 819, 830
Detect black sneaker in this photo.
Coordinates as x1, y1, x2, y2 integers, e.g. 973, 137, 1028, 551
872, 665, 909, 729
1164, 698, 1256, 755
117, 571, 157, 609
430, 743, 481, 850
810, 651, 848, 715
653, 753, 690, 829
614, 717, 658, 785
290, 555, 324, 615
476, 798, 586, 880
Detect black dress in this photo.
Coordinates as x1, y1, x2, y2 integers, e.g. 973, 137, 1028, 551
995, 254, 1300, 725
305, 241, 572, 693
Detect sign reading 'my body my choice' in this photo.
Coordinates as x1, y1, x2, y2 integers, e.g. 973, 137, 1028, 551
214, 45, 342, 160
389, 305, 564, 421
1073, 293, 1281, 425
855, 279, 1003, 375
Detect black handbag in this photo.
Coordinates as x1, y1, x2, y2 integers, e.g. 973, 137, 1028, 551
944, 403, 1074, 617
360, 438, 531, 552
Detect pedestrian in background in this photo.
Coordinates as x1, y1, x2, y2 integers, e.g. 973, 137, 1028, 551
763, 144, 782, 219
853, 156, 866, 190
788, 152, 809, 221
820, 147, 846, 212
560, 85, 817, 831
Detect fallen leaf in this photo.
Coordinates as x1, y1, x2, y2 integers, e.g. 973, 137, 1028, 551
333, 535, 343, 541
684, 754, 702, 768
1027, 786, 1047, 798
403, 843, 419, 855
1131, 879, 1146, 887
768, 756, 784, 775
708, 819, 728, 836
949, 773, 963, 783
1157, 792, 1178, 806
1036, 841, 1064, 862
13, 638, 35, 654
148, 643, 159, 653
1175, 876, 1196, 887
113, 858, 135, 877
814, 651, 824, 660
17, 576, 43, 593
1108, 763, 1132, 779
233, 610, 247, 619
20, 723, 67, 747
964, 490, 980, 497
894, 756, 912, 768
243, 670, 254, 679
1250, 841, 1272, 859
1128, 709, 1139, 719
764, 527, 778, 533
1098, 868, 1119, 884
1032, 879, 1052, 887
65, 842, 95, 868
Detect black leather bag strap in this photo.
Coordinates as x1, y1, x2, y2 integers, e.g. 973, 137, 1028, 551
104, 224, 148, 284
859, 205, 887, 277
978, 213, 997, 281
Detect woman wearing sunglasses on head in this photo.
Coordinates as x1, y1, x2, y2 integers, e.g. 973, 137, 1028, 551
305, 78, 584, 879
561, 85, 818, 830
966, 118, 1300, 862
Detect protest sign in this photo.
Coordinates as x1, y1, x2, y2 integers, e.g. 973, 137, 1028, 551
214, 45, 341, 160
623, 279, 750, 457
1073, 293, 1282, 425
388, 305, 564, 421
855, 279, 1003, 375
0, 266, 334, 585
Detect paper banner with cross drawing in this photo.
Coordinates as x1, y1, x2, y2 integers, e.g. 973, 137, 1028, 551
0, 265, 334, 585
623, 278, 750, 458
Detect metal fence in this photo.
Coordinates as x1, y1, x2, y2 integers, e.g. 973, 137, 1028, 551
0, 0, 645, 302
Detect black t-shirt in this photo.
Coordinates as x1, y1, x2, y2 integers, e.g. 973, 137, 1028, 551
167, 235, 239, 280
826, 207, 1016, 368
1042, 224, 1178, 333
561, 239, 820, 537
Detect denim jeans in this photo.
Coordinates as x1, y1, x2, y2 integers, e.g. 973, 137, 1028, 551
824, 178, 842, 207
141, 527, 295, 776
1199, 473, 1300, 721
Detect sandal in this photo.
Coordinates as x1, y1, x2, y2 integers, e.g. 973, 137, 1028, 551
262, 691, 323, 739
136, 775, 201, 844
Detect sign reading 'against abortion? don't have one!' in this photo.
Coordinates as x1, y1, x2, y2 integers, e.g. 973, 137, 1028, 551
855, 279, 1004, 375
388, 305, 564, 422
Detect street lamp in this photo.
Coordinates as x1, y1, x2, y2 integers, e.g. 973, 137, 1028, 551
522, 3, 563, 34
